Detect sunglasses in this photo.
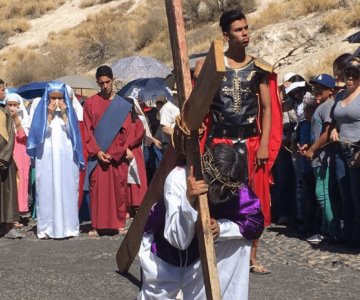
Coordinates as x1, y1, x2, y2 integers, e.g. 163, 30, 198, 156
344, 70, 360, 80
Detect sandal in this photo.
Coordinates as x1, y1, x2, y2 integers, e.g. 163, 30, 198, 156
13, 221, 24, 229
88, 229, 99, 237
118, 228, 128, 235
250, 264, 271, 275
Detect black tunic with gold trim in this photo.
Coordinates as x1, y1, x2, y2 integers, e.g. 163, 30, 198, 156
208, 57, 272, 141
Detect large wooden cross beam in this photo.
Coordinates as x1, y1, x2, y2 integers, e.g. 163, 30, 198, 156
116, 1, 225, 299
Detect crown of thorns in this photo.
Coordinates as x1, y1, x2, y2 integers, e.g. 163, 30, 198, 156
202, 147, 243, 194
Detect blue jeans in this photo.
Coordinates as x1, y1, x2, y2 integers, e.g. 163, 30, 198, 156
313, 162, 339, 236
271, 147, 296, 221
293, 155, 319, 233
335, 146, 360, 243
144, 144, 163, 183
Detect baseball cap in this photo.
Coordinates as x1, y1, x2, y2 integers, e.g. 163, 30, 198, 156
285, 81, 306, 95
309, 74, 336, 89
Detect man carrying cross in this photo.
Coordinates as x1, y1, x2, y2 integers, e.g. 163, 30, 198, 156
137, 143, 264, 299
194, 9, 282, 275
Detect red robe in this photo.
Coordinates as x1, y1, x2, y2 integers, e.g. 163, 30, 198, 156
83, 94, 144, 229
78, 121, 87, 209
127, 124, 148, 207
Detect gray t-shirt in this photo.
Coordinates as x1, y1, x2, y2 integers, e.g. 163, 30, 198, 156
333, 92, 360, 143
311, 98, 334, 167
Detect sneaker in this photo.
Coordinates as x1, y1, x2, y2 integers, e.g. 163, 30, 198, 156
319, 236, 344, 246
307, 234, 325, 243
5, 228, 25, 239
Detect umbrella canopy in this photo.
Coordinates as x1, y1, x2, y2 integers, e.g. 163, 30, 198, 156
55, 75, 98, 90
111, 56, 172, 83
189, 52, 207, 70
344, 31, 360, 43
354, 47, 360, 58
118, 77, 172, 107
16, 81, 49, 99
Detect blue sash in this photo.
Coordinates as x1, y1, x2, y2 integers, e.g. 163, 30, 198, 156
83, 94, 133, 191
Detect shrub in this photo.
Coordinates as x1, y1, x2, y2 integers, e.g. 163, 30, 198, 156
249, 0, 343, 29
136, 14, 167, 51
78, 13, 135, 68
5, 46, 74, 86
184, 0, 256, 28
0, 0, 65, 47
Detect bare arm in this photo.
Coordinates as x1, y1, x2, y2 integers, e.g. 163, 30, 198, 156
305, 124, 331, 160
257, 81, 272, 166
161, 125, 173, 137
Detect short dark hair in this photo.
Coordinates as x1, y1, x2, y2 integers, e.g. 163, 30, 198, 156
220, 9, 246, 32
333, 53, 352, 73
96, 65, 113, 80
0, 79, 5, 85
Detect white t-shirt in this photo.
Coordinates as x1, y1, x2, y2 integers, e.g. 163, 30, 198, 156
159, 101, 180, 144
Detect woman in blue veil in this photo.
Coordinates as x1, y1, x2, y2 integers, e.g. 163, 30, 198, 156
27, 81, 84, 239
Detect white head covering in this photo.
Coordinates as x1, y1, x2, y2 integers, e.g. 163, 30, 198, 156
285, 81, 306, 95
127, 95, 154, 146
66, 84, 83, 121
283, 72, 297, 84
4, 93, 23, 104
4, 93, 30, 135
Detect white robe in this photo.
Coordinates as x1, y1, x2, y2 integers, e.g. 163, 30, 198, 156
30, 100, 79, 239
138, 166, 251, 300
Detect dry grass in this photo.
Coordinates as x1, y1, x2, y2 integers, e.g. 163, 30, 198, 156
0, 18, 31, 34
184, 0, 256, 28
80, 0, 114, 8
249, 0, 343, 29
2, 0, 359, 87
320, 2, 360, 33
302, 50, 345, 80
0, 0, 65, 48
4, 45, 76, 86
0, 0, 65, 19
186, 22, 222, 56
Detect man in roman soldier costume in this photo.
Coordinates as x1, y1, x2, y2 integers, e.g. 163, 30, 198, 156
195, 9, 282, 274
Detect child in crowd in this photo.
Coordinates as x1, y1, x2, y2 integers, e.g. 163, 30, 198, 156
304, 74, 339, 243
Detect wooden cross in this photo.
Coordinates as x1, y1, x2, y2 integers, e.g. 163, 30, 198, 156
116, 1, 225, 299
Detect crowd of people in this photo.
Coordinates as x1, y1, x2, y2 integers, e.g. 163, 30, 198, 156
0, 6, 359, 300
0, 63, 183, 240
272, 53, 360, 248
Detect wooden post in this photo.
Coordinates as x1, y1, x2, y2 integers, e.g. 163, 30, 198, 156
165, 1, 222, 298
117, 2, 225, 299
164, 0, 192, 107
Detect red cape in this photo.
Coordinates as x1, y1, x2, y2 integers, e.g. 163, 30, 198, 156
200, 73, 282, 226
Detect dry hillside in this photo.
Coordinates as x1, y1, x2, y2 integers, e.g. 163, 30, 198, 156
0, 0, 359, 86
